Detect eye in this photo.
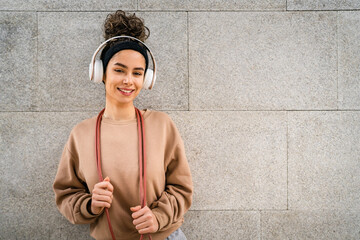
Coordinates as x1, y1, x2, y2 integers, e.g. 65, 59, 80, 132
133, 71, 143, 76
114, 69, 124, 73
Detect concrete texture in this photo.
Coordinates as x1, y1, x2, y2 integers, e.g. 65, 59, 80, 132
134, 12, 188, 111
37, 11, 187, 111
37, 12, 106, 111
288, 111, 360, 210
338, 11, 360, 110
139, 0, 285, 10
189, 12, 337, 110
261, 210, 360, 239
0, 0, 137, 11
0, 12, 37, 111
0, 112, 95, 239
288, 0, 360, 10
169, 111, 287, 210
182, 210, 260, 239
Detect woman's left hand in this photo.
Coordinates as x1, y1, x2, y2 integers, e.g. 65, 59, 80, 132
130, 205, 159, 234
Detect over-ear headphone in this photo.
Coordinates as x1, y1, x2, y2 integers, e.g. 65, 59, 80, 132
89, 36, 157, 90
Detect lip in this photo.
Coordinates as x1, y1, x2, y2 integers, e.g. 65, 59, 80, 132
117, 87, 135, 96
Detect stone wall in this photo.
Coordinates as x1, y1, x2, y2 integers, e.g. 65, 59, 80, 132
1, 1, 359, 239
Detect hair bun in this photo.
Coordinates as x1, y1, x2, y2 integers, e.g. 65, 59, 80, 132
103, 10, 150, 42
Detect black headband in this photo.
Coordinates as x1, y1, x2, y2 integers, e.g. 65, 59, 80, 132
101, 41, 149, 73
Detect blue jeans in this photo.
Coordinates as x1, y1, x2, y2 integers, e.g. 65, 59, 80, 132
165, 228, 187, 240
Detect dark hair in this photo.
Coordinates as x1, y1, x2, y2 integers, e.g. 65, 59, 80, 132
103, 10, 150, 42
100, 10, 150, 77
100, 10, 150, 64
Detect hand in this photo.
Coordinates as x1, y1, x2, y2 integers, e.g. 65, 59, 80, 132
130, 205, 159, 234
91, 176, 114, 214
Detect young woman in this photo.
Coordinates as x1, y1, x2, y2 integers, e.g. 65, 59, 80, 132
53, 10, 193, 240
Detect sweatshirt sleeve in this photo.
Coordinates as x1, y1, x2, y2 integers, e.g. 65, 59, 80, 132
150, 121, 193, 231
53, 140, 101, 224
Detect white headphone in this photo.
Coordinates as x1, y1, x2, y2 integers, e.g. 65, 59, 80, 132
89, 36, 157, 90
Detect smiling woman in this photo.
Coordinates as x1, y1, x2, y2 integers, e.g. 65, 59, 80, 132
104, 49, 146, 114
53, 10, 192, 240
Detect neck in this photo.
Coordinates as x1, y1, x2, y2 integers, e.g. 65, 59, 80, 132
104, 102, 136, 121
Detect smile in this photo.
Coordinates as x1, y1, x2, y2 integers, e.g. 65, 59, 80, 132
118, 88, 133, 93
117, 88, 135, 95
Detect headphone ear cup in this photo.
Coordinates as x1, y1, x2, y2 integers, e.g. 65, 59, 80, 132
93, 60, 104, 83
89, 62, 94, 81
143, 69, 155, 90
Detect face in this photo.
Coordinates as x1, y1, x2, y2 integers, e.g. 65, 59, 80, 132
103, 49, 146, 108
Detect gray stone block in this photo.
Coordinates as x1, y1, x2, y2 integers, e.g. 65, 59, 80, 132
50, 221, 92, 240
0, 0, 137, 11
189, 12, 337, 110
168, 111, 287, 210
134, 12, 188, 110
261, 210, 360, 239
182, 210, 260, 239
288, 111, 360, 210
338, 12, 360, 110
37, 12, 187, 111
37, 12, 107, 111
0, 12, 37, 111
287, 0, 360, 10
0, 112, 96, 239
139, 0, 285, 10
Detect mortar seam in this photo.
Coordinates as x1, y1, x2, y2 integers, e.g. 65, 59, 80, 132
0, 9, 360, 13
35, 11, 39, 111
187, 11, 190, 111
336, 12, 339, 110
286, 111, 289, 210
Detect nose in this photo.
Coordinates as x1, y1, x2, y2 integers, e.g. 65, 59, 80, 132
122, 72, 132, 85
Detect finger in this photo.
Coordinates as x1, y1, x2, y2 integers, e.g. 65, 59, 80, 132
94, 181, 113, 192
92, 199, 111, 209
131, 206, 152, 219
135, 220, 150, 231
130, 205, 142, 213
106, 182, 113, 192
131, 207, 147, 219
93, 194, 112, 204
93, 188, 113, 197
101, 182, 114, 192
133, 213, 152, 226
138, 226, 154, 235
103, 177, 114, 191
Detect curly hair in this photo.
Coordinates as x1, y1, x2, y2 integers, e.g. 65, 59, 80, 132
103, 10, 150, 42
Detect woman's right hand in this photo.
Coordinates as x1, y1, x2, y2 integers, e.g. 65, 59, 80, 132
91, 176, 114, 214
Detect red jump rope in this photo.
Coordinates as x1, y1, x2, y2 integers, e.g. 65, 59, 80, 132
95, 108, 151, 240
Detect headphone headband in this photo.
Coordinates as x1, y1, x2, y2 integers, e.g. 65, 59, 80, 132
89, 36, 157, 90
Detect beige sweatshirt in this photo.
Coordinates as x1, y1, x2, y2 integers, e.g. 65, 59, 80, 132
53, 110, 193, 240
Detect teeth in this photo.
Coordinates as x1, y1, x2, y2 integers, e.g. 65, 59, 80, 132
118, 88, 133, 93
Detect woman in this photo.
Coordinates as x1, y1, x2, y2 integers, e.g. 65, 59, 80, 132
53, 10, 193, 240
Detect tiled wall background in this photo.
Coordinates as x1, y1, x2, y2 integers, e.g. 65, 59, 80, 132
1, 1, 359, 239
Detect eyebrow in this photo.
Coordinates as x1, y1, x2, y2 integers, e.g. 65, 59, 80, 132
114, 62, 145, 71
